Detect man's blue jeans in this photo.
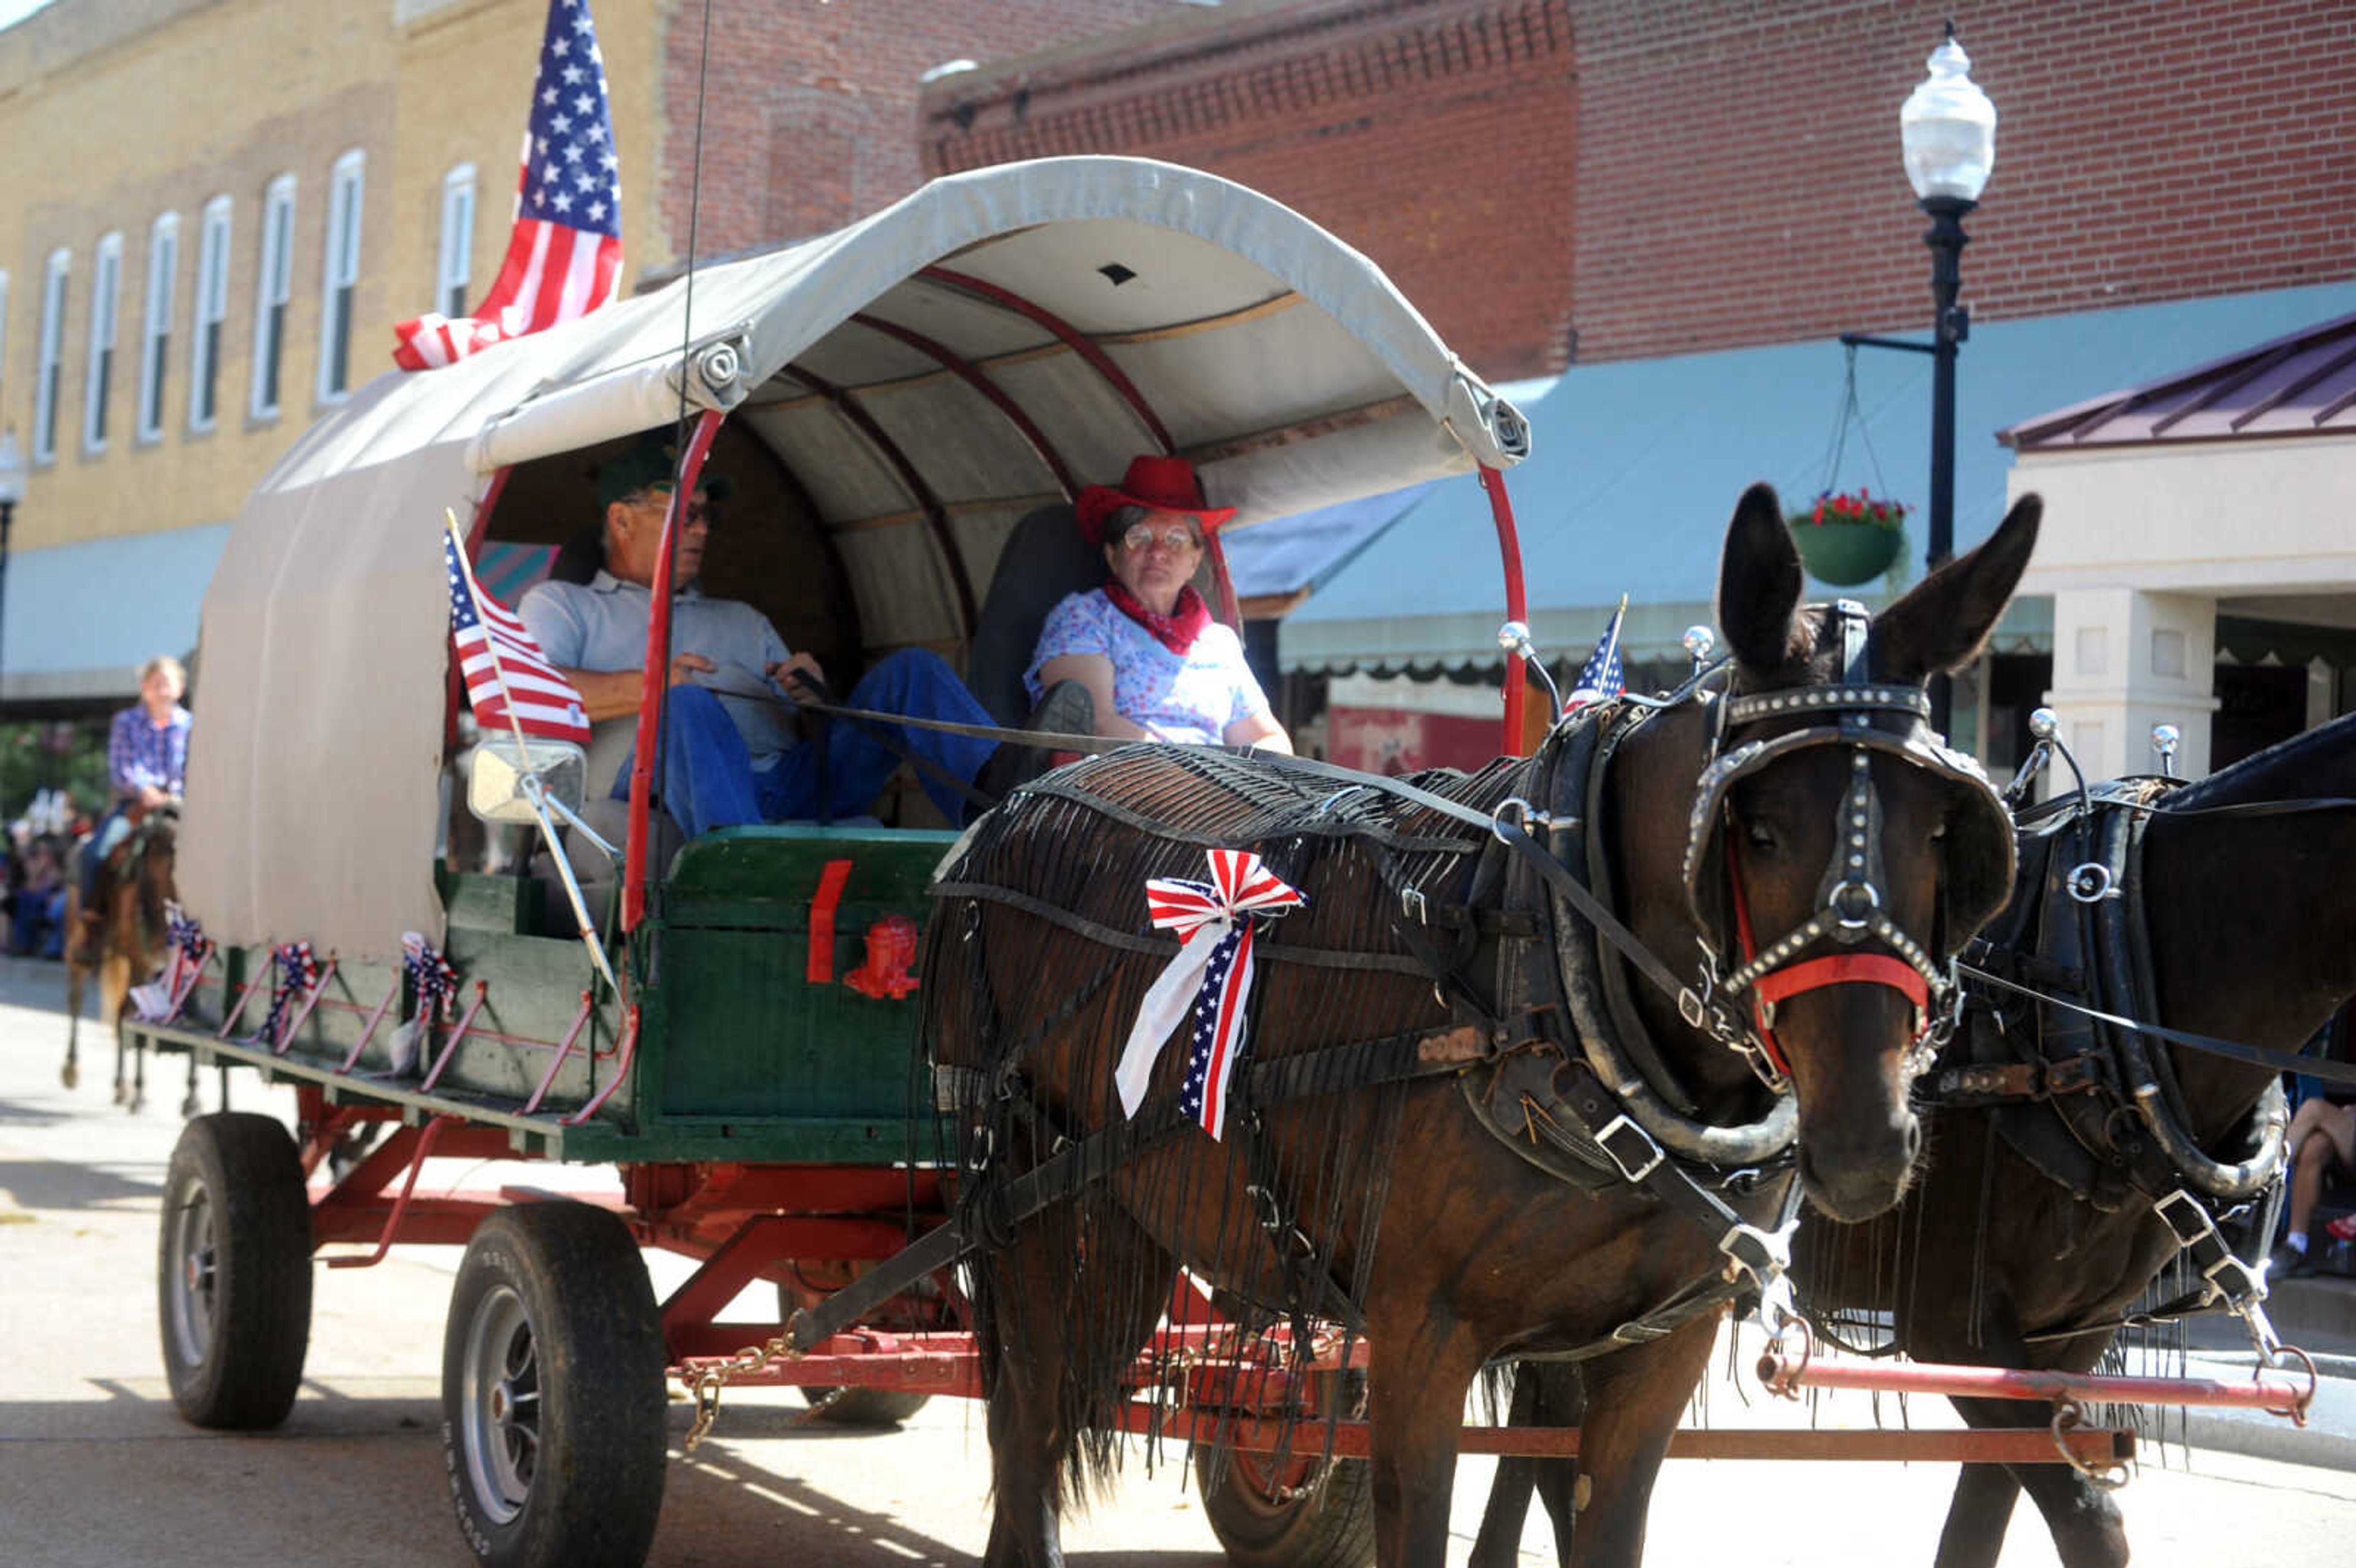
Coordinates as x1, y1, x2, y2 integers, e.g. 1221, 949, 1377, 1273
610, 649, 998, 835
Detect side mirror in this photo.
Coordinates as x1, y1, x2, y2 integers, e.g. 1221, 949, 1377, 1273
467, 737, 587, 826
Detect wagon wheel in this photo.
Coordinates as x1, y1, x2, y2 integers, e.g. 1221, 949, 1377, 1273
157, 1112, 314, 1429
1195, 1372, 1376, 1568
442, 1203, 668, 1568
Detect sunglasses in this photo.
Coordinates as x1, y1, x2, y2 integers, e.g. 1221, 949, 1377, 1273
1117, 523, 1202, 553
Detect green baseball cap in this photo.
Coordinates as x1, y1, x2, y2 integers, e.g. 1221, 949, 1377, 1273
594, 431, 735, 507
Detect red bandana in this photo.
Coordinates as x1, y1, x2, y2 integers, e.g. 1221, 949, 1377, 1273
1104, 580, 1212, 656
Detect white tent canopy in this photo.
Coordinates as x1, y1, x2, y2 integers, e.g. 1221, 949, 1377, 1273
182, 157, 1528, 959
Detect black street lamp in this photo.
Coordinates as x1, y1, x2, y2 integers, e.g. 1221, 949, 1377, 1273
1844, 28, 1996, 739
0, 428, 22, 725
1899, 26, 1996, 736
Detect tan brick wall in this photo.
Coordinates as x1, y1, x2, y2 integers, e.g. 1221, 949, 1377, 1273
0, 0, 665, 554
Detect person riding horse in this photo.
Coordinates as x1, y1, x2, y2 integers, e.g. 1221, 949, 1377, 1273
77, 655, 190, 939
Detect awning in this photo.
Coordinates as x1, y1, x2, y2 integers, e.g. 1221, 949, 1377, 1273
1281, 280, 2356, 675
1, 523, 231, 705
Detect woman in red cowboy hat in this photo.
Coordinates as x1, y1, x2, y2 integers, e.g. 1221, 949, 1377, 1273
1024, 455, 1292, 753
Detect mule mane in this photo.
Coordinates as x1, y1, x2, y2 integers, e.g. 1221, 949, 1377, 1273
2165, 706, 2356, 811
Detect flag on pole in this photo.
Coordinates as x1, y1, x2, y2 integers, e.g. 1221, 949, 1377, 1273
445, 528, 591, 744
1564, 596, 1628, 713
393, 0, 623, 370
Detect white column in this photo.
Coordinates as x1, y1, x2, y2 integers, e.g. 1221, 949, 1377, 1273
2042, 588, 2222, 781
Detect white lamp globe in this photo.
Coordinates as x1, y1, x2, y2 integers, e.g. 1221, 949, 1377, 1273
0, 429, 25, 507
1900, 33, 1996, 204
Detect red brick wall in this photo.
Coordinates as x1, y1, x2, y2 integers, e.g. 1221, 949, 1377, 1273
915, 0, 2356, 374
1567, 0, 2356, 361
922, 0, 1579, 380
655, 0, 1186, 262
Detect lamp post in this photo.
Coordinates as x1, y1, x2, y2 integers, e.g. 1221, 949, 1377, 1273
0, 428, 23, 721
1899, 26, 1996, 736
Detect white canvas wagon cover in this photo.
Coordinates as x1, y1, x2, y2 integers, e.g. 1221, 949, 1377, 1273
180, 156, 1530, 961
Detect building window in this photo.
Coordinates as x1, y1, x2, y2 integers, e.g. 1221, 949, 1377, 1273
84, 231, 123, 455
33, 250, 67, 463
437, 163, 475, 319
137, 212, 180, 444
317, 150, 365, 403
190, 196, 231, 432
250, 174, 296, 420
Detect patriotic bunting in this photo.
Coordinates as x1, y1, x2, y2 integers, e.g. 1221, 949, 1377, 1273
1116, 848, 1305, 1140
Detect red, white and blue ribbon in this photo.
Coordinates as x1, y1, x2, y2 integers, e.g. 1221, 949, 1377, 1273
130, 901, 212, 1023
259, 941, 320, 1045
1117, 848, 1305, 1140
402, 932, 459, 1023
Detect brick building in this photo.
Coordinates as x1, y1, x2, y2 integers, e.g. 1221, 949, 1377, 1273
0, 0, 1203, 716
921, 0, 2356, 379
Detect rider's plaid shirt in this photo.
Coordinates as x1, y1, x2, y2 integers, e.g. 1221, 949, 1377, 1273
109, 704, 191, 800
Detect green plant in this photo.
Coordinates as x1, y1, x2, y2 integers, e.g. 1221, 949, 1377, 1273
1792, 487, 1908, 532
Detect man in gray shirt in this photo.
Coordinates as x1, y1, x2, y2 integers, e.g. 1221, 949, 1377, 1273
518, 434, 999, 833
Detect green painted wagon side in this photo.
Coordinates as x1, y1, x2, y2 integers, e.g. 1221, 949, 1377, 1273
130, 823, 957, 1168
631, 823, 957, 1165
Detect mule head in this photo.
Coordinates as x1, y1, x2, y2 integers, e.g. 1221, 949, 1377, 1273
1701, 484, 2038, 1220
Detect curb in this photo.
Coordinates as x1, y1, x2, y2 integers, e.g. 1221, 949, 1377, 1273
2179, 1408, 2356, 1473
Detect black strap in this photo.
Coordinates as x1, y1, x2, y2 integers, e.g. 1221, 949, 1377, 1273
787, 1022, 1487, 1350
1249, 751, 1720, 1031
1962, 963, 2356, 1088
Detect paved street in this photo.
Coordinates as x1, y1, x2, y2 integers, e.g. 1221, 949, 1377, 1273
1, 953, 2348, 1566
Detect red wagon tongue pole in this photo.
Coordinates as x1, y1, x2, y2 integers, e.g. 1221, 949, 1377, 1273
1760, 1338, 2318, 1422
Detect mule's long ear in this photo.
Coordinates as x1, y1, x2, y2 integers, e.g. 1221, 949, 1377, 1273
1717, 483, 1806, 675
1877, 494, 2042, 682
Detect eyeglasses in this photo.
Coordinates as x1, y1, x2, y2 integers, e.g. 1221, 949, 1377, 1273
1117, 523, 1202, 554
629, 489, 713, 526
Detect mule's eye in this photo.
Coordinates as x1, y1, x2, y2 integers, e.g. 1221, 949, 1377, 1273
1745, 821, 1777, 851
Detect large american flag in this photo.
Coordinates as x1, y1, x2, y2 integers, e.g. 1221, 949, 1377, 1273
445, 530, 591, 745
393, 0, 622, 371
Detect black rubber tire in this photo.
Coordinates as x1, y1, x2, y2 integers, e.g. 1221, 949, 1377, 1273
156, 1112, 314, 1429
1198, 1447, 1377, 1568
441, 1203, 668, 1568
796, 1385, 933, 1426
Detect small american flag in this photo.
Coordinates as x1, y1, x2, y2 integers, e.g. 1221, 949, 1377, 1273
446, 529, 591, 745
393, 0, 623, 371
1565, 596, 1628, 713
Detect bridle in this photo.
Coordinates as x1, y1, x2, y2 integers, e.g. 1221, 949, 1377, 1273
1680, 601, 2015, 1091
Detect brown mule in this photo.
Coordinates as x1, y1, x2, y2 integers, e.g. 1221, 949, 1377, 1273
927, 485, 2039, 1568
63, 808, 179, 1112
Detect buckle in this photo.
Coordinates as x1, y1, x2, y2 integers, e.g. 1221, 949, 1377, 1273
1399, 885, 1428, 926
1717, 1221, 1793, 1291
2154, 1189, 2214, 1247
1593, 1113, 1665, 1184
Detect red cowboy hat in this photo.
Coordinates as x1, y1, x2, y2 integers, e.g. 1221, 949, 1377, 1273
1074, 455, 1238, 545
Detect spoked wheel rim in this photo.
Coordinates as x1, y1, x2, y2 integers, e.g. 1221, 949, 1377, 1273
458, 1283, 541, 1525
1223, 1445, 1324, 1519
164, 1182, 217, 1370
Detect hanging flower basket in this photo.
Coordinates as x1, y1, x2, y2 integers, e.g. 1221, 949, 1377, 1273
1790, 490, 1908, 587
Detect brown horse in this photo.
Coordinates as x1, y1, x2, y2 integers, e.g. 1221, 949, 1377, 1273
1474, 711, 2356, 1568
63, 807, 179, 1112
924, 485, 2039, 1567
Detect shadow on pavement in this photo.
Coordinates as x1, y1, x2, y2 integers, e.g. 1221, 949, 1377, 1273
0, 1155, 166, 1210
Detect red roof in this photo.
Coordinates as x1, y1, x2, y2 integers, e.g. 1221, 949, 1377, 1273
1999, 311, 2356, 450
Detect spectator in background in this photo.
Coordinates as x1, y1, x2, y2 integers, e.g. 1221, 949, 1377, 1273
2273, 998, 2356, 1278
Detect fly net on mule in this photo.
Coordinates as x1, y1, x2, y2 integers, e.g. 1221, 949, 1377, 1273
923, 742, 1529, 1485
